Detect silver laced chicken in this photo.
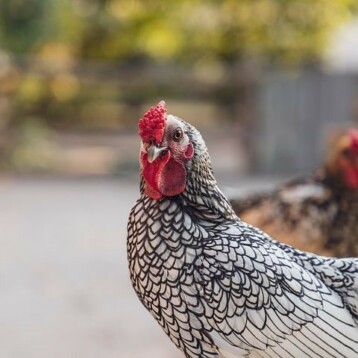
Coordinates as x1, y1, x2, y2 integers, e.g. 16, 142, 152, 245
127, 101, 358, 358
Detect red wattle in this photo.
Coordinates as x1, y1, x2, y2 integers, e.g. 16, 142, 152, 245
157, 158, 186, 197
141, 151, 170, 199
144, 182, 162, 200
140, 150, 188, 199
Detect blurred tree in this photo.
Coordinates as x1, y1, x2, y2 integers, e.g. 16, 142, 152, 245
43, 0, 357, 65
0, 0, 356, 132
0, 0, 354, 65
0, 0, 356, 172
0, 0, 47, 53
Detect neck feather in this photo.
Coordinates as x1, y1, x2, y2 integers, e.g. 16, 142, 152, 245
138, 122, 238, 222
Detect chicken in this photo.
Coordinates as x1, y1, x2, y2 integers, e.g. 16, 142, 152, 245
127, 101, 358, 358
230, 129, 358, 257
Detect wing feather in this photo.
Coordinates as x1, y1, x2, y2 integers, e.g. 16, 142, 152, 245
184, 222, 358, 357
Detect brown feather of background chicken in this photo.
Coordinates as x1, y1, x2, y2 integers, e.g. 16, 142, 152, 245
230, 129, 358, 258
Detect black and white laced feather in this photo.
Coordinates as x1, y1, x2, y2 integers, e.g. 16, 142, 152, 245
127, 119, 358, 358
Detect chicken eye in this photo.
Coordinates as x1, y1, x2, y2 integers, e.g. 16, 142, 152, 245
173, 128, 183, 142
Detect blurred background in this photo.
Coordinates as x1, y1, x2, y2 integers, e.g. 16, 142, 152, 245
1, 0, 358, 357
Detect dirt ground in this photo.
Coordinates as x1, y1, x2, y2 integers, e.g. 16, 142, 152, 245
0, 177, 183, 358
0, 176, 279, 358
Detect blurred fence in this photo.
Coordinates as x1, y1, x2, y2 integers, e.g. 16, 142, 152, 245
0, 58, 256, 176
255, 69, 358, 174
1, 57, 358, 176
5, 58, 256, 128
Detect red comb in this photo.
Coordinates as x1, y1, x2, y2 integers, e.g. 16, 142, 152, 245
349, 129, 358, 152
138, 101, 167, 144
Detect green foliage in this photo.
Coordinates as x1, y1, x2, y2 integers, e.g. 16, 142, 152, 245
0, 0, 47, 53
0, 0, 355, 64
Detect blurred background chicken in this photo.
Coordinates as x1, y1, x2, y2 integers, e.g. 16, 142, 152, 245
230, 128, 358, 258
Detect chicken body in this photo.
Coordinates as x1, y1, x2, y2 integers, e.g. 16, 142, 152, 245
231, 176, 358, 257
127, 104, 358, 358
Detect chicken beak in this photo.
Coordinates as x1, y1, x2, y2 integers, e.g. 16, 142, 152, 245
147, 145, 168, 163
